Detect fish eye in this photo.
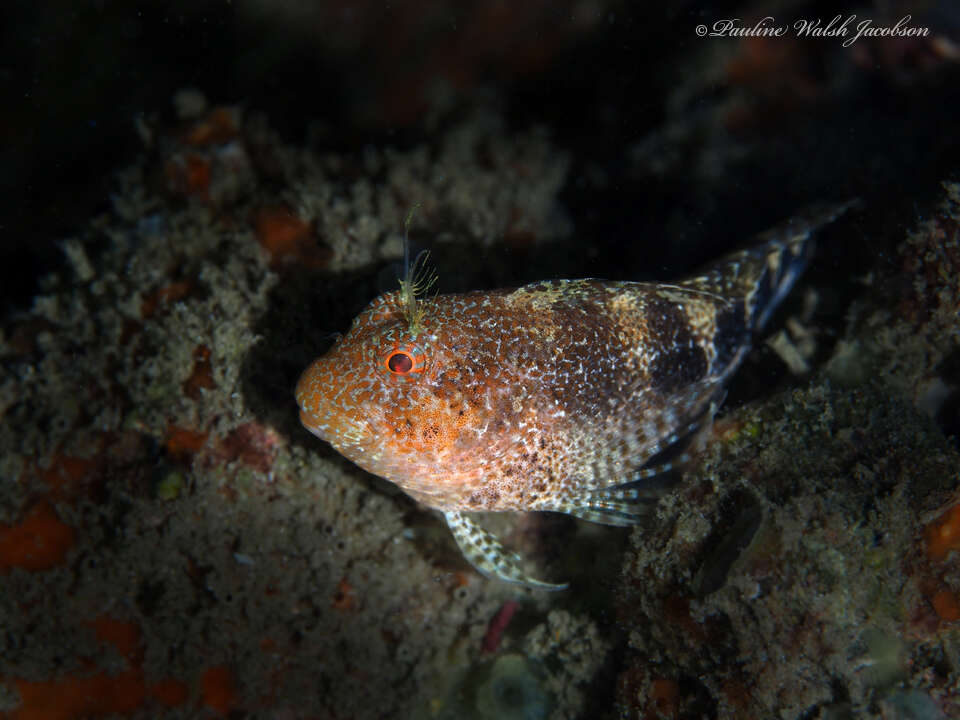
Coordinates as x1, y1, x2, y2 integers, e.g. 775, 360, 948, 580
386, 351, 414, 375
382, 342, 428, 378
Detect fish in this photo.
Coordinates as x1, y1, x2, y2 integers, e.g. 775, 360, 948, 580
295, 203, 854, 589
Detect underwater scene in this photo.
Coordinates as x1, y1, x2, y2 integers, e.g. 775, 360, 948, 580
2, 1, 960, 718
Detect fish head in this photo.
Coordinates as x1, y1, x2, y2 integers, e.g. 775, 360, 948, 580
296, 291, 503, 505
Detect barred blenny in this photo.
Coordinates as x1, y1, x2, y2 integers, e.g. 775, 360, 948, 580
296, 204, 853, 589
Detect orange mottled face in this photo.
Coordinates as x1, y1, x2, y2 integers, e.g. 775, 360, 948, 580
295, 291, 503, 508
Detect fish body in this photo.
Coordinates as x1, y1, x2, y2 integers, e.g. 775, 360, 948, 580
296, 204, 853, 588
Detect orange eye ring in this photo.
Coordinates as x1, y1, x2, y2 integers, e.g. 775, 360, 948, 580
384, 345, 427, 376
386, 350, 413, 374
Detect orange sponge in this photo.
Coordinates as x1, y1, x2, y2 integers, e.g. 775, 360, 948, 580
0, 501, 76, 572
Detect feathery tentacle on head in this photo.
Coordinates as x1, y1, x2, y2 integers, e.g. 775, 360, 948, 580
398, 203, 437, 338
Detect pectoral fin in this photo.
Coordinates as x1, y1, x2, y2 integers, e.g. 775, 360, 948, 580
443, 511, 567, 591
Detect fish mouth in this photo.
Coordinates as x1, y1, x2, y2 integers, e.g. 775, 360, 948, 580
295, 360, 321, 409
296, 363, 374, 448
298, 401, 374, 449
298, 408, 327, 441
296, 363, 339, 441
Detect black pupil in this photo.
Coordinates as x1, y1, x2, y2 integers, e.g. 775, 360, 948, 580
388, 353, 413, 374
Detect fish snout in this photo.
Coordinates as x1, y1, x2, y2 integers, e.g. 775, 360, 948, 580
295, 359, 335, 437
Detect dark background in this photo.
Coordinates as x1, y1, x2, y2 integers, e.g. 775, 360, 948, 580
3, 0, 959, 314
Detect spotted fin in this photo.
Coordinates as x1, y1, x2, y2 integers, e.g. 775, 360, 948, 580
630, 382, 730, 476
564, 485, 663, 526
443, 511, 567, 591
681, 201, 857, 333
558, 392, 725, 526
